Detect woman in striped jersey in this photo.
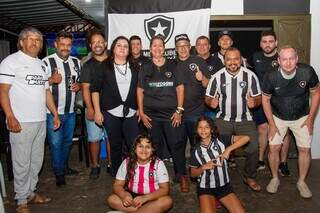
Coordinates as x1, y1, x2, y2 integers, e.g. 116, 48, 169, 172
190, 116, 249, 213
107, 135, 172, 212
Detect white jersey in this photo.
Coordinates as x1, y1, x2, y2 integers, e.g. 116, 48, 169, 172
42, 53, 80, 114
206, 66, 261, 122
0, 51, 49, 122
116, 158, 169, 195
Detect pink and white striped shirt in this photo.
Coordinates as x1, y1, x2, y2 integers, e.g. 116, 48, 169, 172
116, 158, 169, 194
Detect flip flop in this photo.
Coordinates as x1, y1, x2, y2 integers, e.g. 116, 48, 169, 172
243, 179, 262, 192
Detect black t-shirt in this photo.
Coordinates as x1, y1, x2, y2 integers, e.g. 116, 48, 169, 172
262, 63, 319, 120
205, 54, 222, 76
211, 52, 225, 73
138, 59, 183, 121
176, 55, 211, 118
248, 52, 278, 84
130, 55, 150, 72
79, 57, 106, 84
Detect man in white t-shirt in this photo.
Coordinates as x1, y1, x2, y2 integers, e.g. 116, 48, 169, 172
0, 27, 60, 213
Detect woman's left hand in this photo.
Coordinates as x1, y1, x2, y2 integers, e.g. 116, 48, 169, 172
171, 112, 182, 127
132, 195, 148, 208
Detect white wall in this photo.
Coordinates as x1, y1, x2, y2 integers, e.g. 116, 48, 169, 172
211, 0, 243, 15
310, 0, 320, 159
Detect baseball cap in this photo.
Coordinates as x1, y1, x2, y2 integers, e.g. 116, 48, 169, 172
175, 34, 190, 44
218, 30, 233, 40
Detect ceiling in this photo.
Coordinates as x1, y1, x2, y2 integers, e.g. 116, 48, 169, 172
0, 0, 104, 34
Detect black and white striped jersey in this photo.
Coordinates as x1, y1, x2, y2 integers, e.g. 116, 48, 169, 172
190, 135, 233, 188
206, 67, 261, 122
43, 53, 81, 114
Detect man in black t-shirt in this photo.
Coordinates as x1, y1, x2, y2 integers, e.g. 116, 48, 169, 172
79, 30, 108, 179
129, 35, 150, 71
175, 34, 210, 151
195, 35, 220, 120
211, 31, 234, 73
248, 31, 291, 175
262, 46, 320, 198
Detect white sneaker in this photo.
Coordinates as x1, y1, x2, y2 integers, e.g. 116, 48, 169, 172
266, 178, 280, 193
297, 181, 312, 198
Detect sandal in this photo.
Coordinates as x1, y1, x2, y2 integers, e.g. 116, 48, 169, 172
28, 194, 52, 204
243, 178, 262, 192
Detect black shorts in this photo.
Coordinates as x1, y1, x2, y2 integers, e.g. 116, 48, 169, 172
197, 183, 233, 199
253, 106, 267, 125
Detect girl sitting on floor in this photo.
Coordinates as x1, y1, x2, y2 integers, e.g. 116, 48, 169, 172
190, 116, 249, 213
107, 135, 172, 213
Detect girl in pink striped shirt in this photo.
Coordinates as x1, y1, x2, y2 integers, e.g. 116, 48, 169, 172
107, 135, 173, 212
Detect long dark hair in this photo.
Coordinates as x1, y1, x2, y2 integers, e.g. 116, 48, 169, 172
125, 135, 157, 188
194, 116, 219, 143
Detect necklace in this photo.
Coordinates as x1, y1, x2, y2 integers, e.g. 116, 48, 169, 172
115, 62, 128, 76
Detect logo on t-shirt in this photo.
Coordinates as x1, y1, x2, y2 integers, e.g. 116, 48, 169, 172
239, 81, 247, 88
208, 65, 213, 72
149, 171, 155, 177
272, 60, 279, 68
299, 81, 306, 88
165, 71, 172, 78
189, 63, 197, 72
25, 75, 46, 85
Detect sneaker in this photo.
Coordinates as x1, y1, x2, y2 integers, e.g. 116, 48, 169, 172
257, 160, 266, 171
297, 181, 312, 198
65, 167, 79, 176
56, 175, 66, 187
279, 162, 291, 176
266, 178, 280, 193
89, 166, 101, 180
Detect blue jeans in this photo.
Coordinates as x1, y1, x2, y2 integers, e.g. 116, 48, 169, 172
47, 113, 76, 176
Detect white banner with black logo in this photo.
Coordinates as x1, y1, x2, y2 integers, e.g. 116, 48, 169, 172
107, 0, 211, 58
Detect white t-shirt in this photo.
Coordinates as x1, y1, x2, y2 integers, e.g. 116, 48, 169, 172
0, 51, 49, 122
116, 158, 169, 194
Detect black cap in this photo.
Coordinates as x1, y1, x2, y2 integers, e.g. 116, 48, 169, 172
218, 30, 233, 40
175, 34, 190, 44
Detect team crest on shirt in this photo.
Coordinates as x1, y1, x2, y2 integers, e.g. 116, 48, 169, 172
213, 145, 219, 151
149, 171, 155, 177
165, 71, 172, 78
73, 66, 79, 73
239, 81, 247, 88
271, 60, 279, 68
299, 81, 306, 88
208, 65, 213, 72
189, 63, 197, 72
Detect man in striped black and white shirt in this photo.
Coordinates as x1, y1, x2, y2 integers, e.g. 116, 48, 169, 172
42, 32, 81, 186
205, 47, 262, 191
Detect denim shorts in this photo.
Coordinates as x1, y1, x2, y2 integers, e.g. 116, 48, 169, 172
85, 118, 104, 142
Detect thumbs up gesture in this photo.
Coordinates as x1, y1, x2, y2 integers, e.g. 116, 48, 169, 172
49, 68, 62, 85
210, 93, 220, 109
246, 91, 255, 108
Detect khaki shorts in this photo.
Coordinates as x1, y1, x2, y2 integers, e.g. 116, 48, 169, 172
269, 115, 312, 148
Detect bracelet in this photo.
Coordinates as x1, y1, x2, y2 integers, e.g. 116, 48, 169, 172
177, 106, 184, 111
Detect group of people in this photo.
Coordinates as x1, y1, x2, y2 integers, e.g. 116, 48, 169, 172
0, 26, 319, 213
